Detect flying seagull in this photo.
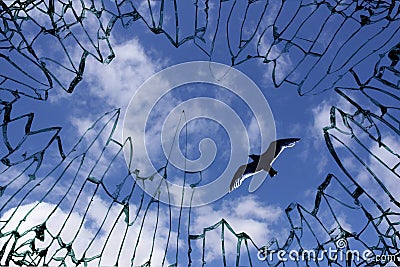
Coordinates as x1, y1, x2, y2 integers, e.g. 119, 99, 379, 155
229, 138, 300, 192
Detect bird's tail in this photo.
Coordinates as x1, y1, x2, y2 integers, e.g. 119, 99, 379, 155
268, 167, 278, 177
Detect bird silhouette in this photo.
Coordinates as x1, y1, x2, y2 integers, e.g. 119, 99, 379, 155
229, 138, 300, 192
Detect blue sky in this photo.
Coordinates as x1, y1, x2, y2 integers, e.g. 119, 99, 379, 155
0, 0, 399, 266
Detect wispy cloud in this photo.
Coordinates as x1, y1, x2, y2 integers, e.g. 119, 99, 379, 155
307, 95, 357, 174
355, 135, 400, 207
84, 38, 162, 110
0, 199, 174, 266
62, 36, 163, 175
191, 195, 284, 263
258, 32, 294, 86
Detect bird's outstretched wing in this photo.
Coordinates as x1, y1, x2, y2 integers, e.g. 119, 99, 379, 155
236, 138, 300, 192
230, 138, 300, 192
273, 138, 301, 158
248, 154, 260, 161
229, 164, 260, 191
229, 159, 261, 191
229, 164, 247, 192
276, 138, 300, 147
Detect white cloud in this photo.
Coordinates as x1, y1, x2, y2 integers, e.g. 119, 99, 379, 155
254, 2, 294, 86
10, 0, 115, 93
63, 36, 164, 176
311, 95, 356, 141
308, 100, 332, 174
0, 198, 174, 266
258, 35, 294, 85
310, 93, 399, 210
248, 116, 261, 150
312, 101, 331, 138
356, 135, 400, 206
191, 195, 284, 263
0, 105, 176, 265
308, 95, 358, 173
84, 38, 161, 110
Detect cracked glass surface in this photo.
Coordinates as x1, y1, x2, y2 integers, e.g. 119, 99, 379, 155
0, 1, 399, 266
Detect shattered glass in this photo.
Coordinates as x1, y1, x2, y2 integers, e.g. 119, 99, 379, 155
0, 0, 399, 266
